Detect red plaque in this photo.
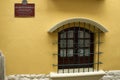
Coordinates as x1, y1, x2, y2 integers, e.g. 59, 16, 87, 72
15, 3, 35, 17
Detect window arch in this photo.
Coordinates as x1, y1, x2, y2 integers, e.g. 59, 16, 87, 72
48, 18, 108, 33
58, 27, 94, 69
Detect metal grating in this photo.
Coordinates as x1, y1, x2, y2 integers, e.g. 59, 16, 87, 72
52, 22, 103, 73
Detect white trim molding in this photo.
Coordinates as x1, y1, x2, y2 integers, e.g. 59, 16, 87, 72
48, 18, 108, 33
50, 70, 105, 80
50, 70, 105, 78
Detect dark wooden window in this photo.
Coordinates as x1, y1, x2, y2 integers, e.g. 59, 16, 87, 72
58, 27, 94, 69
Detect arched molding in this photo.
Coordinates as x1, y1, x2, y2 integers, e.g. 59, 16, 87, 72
48, 18, 108, 33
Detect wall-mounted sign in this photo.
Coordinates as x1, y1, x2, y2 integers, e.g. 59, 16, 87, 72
15, 3, 35, 17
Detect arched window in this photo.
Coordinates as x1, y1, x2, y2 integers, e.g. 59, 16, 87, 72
58, 27, 94, 69
49, 18, 108, 73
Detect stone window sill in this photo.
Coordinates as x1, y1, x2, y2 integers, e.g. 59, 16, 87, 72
50, 70, 105, 78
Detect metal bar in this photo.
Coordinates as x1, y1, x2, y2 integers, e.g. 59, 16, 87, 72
97, 29, 100, 71
78, 22, 81, 72
58, 42, 104, 45
58, 42, 103, 45
62, 25, 65, 73
58, 25, 65, 73
97, 52, 103, 54
73, 22, 76, 73
53, 62, 102, 66
53, 53, 57, 55
67, 23, 70, 73
83, 22, 86, 72
53, 52, 103, 56
96, 42, 103, 44
56, 62, 102, 67
88, 24, 91, 72
52, 41, 57, 45
93, 26, 95, 72
57, 27, 60, 73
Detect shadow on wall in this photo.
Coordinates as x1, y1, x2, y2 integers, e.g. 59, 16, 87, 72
46, 0, 105, 15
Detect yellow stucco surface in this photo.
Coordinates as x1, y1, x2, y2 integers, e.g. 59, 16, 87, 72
0, 0, 120, 75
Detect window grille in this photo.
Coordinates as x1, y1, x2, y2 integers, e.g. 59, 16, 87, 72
52, 22, 103, 73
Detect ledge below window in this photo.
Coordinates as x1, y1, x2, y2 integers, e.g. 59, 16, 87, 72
50, 70, 105, 80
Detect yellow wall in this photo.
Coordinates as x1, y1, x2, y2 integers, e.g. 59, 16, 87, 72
0, 0, 120, 75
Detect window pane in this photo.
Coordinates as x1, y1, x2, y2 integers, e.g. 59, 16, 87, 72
60, 32, 66, 38
67, 49, 73, 57
60, 49, 66, 57
78, 31, 90, 38
78, 40, 90, 47
85, 32, 90, 38
85, 49, 90, 56
85, 40, 90, 47
67, 40, 73, 48
78, 40, 84, 47
78, 49, 90, 56
78, 49, 84, 56
78, 31, 84, 38
60, 40, 66, 48
68, 30, 74, 38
